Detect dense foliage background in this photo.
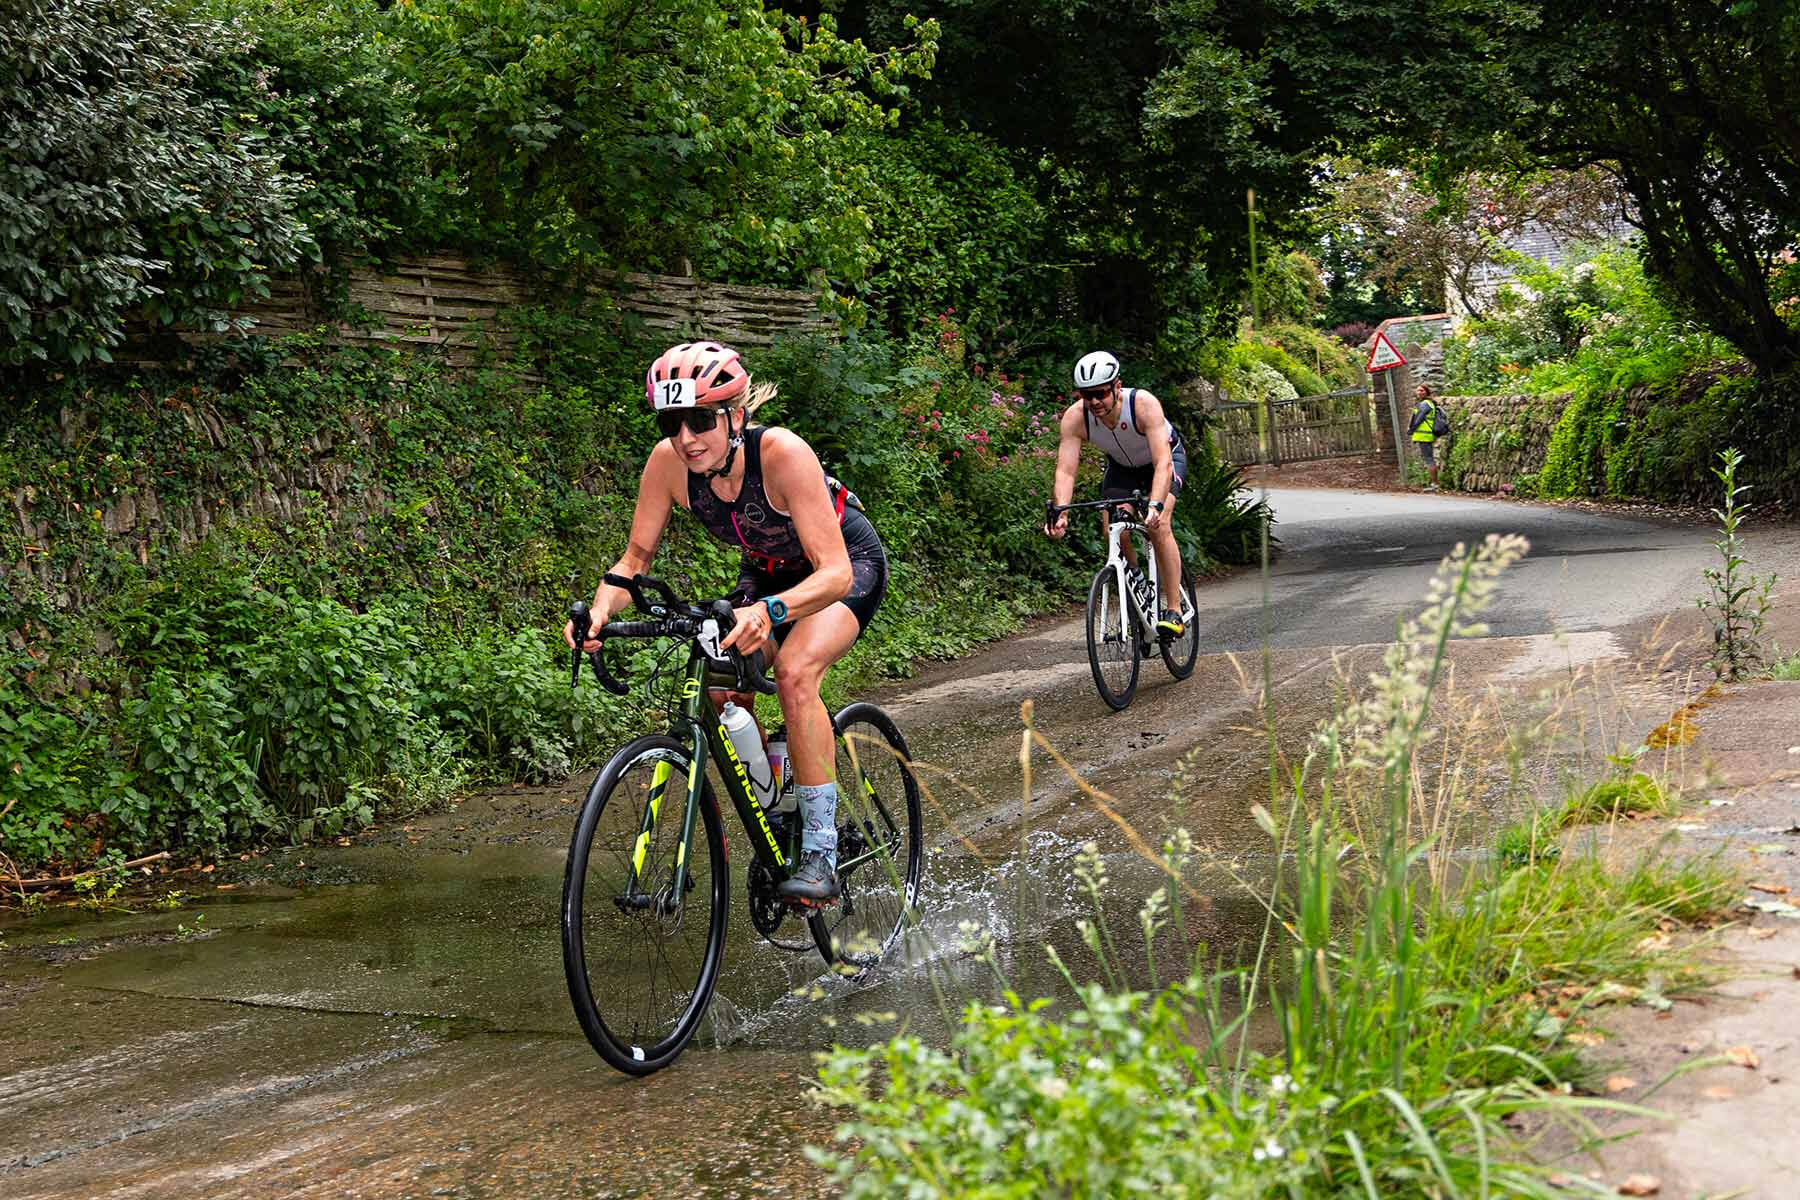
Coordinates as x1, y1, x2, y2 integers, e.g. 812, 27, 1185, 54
6, 0, 1800, 870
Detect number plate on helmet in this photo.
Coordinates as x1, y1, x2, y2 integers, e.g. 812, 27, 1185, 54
655, 378, 696, 408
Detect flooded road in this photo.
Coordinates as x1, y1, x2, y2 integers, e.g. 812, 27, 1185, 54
1, 490, 1728, 1197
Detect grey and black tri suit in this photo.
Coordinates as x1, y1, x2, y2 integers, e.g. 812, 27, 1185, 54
686, 426, 887, 640
1087, 388, 1188, 499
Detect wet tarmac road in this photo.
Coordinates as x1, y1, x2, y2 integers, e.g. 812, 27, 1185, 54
0, 489, 1729, 1197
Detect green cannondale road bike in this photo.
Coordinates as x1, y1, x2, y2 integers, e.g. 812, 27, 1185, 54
561, 573, 923, 1076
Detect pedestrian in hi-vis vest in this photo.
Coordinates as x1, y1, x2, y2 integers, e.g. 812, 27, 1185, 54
1407, 383, 1447, 491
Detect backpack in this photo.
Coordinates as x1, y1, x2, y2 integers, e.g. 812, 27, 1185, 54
1429, 402, 1450, 437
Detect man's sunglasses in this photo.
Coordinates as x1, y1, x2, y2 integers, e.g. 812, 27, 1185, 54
655, 406, 723, 439
1078, 386, 1113, 402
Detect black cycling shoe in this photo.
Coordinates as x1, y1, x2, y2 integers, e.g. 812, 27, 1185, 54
1156, 608, 1186, 639
776, 851, 839, 905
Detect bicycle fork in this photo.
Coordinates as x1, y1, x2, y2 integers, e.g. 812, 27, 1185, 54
620, 730, 706, 916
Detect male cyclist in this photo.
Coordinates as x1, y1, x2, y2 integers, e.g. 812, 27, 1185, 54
1044, 350, 1189, 636
564, 341, 888, 903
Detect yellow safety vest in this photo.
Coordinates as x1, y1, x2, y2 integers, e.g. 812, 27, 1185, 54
1411, 400, 1436, 443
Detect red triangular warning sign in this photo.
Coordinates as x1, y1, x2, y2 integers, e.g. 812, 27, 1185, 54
1366, 330, 1406, 371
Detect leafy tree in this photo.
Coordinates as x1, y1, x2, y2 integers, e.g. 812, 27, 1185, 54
848, 0, 1331, 351
1315, 159, 1626, 320
847, 122, 1049, 346
1269, 1, 1800, 377
392, 0, 938, 296
0, 0, 310, 367
1253, 249, 1326, 325
197, 0, 437, 261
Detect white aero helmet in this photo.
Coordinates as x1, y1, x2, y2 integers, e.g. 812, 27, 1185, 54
1073, 350, 1120, 389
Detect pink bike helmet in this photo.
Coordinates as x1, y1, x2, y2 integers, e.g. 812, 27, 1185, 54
644, 341, 749, 410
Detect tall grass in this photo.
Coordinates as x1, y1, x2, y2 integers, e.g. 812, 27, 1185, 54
811, 536, 1740, 1198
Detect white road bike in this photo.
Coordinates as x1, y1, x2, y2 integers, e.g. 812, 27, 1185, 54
1046, 492, 1199, 710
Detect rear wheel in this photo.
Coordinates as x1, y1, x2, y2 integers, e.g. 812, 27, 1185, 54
1085, 566, 1140, 710
807, 702, 924, 972
1160, 574, 1200, 680
562, 735, 728, 1076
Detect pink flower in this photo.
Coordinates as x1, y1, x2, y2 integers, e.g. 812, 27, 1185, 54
1000, 455, 1010, 464
930, 421, 940, 430
953, 450, 960, 458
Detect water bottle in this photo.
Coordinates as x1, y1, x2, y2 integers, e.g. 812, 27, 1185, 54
766, 726, 795, 820
766, 727, 788, 801
719, 702, 777, 809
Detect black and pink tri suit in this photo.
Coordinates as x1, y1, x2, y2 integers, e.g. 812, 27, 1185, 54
686, 426, 887, 639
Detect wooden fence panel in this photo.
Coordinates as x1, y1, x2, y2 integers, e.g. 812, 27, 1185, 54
1210, 389, 1376, 464
121, 255, 834, 372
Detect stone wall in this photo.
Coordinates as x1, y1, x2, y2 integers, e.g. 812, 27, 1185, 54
1439, 392, 1570, 492
6, 403, 398, 634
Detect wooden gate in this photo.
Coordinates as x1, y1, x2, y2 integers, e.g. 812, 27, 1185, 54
1210, 388, 1376, 465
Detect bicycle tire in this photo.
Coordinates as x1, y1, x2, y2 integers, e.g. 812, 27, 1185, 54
1160, 573, 1200, 680
1086, 565, 1140, 710
806, 702, 925, 972
562, 733, 728, 1076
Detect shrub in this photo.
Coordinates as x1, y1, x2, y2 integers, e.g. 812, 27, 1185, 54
238, 595, 439, 831
818, 536, 1738, 1196
418, 629, 621, 784
123, 668, 269, 850
0, 0, 310, 367
1255, 322, 1362, 390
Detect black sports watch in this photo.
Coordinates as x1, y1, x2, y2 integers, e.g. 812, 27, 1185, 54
761, 596, 788, 625
1148, 499, 1166, 513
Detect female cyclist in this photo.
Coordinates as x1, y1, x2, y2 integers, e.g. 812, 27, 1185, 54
565, 341, 888, 903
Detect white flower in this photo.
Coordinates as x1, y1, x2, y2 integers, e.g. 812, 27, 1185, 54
1252, 1137, 1286, 1162
1268, 1073, 1292, 1097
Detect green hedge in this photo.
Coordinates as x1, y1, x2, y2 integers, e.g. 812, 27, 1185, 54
2, 323, 1271, 871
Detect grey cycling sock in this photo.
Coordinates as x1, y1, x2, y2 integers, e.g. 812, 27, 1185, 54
795, 781, 838, 869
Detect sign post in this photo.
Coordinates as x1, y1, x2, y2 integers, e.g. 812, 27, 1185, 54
1366, 331, 1409, 485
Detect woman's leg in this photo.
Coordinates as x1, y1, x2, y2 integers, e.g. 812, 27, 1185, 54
771, 603, 862, 894
774, 604, 861, 788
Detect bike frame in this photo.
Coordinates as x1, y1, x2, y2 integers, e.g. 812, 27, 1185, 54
1104, 515, 1161, 635
621, 644, 896, 909
621, 646, 787, 911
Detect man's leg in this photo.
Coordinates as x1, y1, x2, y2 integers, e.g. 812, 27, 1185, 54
1150, 499, 1184, 613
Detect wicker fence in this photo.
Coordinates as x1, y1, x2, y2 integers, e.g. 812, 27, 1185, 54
132, 256, 833, 370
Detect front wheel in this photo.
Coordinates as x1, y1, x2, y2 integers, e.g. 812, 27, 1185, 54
562, 734, 728, 1076
1160, 573, 1200, 680
1086, 566, 1140, 711
807, 702, 924, 972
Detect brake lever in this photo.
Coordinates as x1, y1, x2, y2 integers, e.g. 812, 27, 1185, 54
699, 598, 778, 695
739, 648, 778, 696
568, 599, 592, 690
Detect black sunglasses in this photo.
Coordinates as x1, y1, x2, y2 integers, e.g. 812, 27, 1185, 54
655, 406, 723, 439
1078, 386, 1113, 402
